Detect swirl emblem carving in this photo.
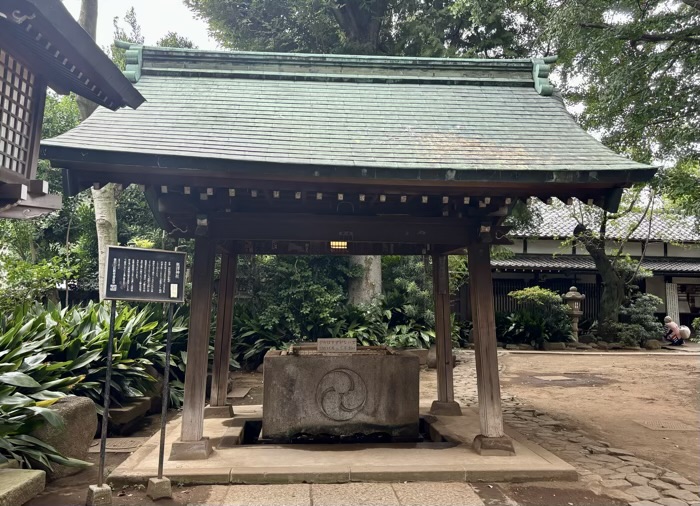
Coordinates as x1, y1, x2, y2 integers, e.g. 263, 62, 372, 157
315, 368, 367, 421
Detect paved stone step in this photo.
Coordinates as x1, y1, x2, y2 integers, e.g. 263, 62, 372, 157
0, 469, 45, 506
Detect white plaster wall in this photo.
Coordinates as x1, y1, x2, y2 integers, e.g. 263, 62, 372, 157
605, 240, 644, 256
645, 242, 664, 257
527, 239, 571, 255
503, 239, 524, 254
667, 244, 700, 258
645, 276, 666, 312
671, 277, 700, 284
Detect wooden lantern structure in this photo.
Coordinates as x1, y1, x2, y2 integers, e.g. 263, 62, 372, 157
0, 0, 143, 219
41, 46, 656, 458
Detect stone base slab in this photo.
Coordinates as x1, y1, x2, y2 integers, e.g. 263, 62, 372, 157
169, 438, 213, 461
429, 400, 463, 416
109, 406, 576, 485
204, 404, 234, 419
0, 469, 45, 506
473, 434, 516, 456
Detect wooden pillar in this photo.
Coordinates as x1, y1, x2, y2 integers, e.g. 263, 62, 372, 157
210, 252, 237, 408
172, 235, 215, 459
430, 255, 461, 416
467, 243, 514, 455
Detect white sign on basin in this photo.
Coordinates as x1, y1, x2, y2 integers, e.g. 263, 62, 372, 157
316, 338, 357, 353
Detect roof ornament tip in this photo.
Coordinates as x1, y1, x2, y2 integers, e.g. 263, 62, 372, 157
531, 55, 558, 96
114, 39, 133, 50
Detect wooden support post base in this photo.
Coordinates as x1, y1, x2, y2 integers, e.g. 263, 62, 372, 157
429, 400, 462, 416
203, 404, 234, 419
472, 434, 515, 456
169, 438, 213, 461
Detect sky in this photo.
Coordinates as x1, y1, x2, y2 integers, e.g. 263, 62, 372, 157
63, 0, 219, 51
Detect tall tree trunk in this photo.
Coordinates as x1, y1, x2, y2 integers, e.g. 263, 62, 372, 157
77, 0, 119, 300
76, 0, 99, 119
327, 0, 390, 299
92, 185, 118, 299
329, 0, 388, 52
348, 255, 382, 305
574, 225, 625, 329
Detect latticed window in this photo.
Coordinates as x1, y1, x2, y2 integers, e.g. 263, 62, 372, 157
0, 48, 36, 177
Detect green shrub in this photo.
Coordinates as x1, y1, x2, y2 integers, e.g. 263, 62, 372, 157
613, 293, 664, 347
0, 301, 190, 469
0, 305, 87, 469
502, 287, 572, 348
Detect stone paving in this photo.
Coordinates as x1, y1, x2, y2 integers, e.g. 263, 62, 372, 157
198, 482, 486, 506
451, 350, 700, 506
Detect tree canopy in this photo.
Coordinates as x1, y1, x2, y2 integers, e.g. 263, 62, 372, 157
540, 0, 699, 164
184, 0, 543, 56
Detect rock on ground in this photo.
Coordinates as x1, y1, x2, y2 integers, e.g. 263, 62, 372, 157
30, 396, 97, 480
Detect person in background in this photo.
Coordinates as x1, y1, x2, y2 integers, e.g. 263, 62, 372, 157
664, 316, 684, 346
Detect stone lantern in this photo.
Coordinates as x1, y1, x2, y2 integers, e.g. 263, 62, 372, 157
563, 286, 585, 342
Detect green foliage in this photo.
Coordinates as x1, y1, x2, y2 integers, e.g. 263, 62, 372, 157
111, 7, 144, 71
158, 32, 197, 48
663, 159, 700, 218
382, 256, 434, 328
609, 293, 664, 347
0, 307, 86, 469
0, 256, 73, 314
542, 0, 699, 163
1, 302, 188, 410
0, 300, 191, 468
502, 287, 572, 348
184, 0, 543, 57
241, 256, 355, 341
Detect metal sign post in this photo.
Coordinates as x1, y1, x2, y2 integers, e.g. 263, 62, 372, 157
96, 299, 116, 488
157, 303, 174, 480
86, 246, 186, 506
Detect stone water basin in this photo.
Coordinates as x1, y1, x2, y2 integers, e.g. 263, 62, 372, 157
262, 346, 419, 441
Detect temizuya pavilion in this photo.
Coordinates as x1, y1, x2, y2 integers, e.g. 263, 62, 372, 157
42, 46, 655, 476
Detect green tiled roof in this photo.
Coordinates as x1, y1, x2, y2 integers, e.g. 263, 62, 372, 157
511, 199, 700, 243
492, 255, 700, 273
41, 46, 655, 183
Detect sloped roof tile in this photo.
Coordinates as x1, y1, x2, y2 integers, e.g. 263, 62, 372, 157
492, 255, 700, 273
510, 199, 700, 243
41, 48, 655, 183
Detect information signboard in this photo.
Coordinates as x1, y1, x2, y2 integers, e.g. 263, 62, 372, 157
317, 338, 357, 353
104, 246, 186, 303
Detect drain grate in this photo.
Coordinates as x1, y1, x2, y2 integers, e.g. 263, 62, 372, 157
634, 419, 696, 431
533, 375, 574, 381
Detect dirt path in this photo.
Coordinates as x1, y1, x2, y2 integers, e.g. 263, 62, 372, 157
497, 353, 700, 481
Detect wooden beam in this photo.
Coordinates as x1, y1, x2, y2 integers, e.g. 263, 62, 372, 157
207, 213, 473, 245
58, 164, 631, 205
433, 255, 454, 402
0, 184, 28, 201
25, 80, 47, 181
210, 252, 237, 407
467, 243, 505, 438
181, 235, 216, 442
29, 180, 49, 195
225, 240, 445, 256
